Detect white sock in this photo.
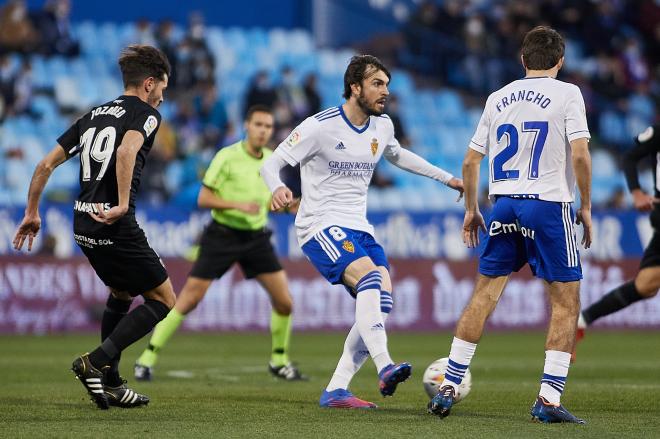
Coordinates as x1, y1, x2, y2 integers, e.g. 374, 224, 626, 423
356, 287, 392, 372
326, 312, 390, 391
577, 312, 587, 329
440, 337, 477, 390
539, 350, 571, 405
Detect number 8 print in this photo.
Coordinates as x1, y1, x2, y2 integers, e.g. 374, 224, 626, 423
328, 226, 347, 241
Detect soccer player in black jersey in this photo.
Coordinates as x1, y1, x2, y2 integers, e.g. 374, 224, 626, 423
12, 45, 176, 409
574, 123, 660, 360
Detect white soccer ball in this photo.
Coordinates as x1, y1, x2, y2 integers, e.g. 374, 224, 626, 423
422, 357, 472, 403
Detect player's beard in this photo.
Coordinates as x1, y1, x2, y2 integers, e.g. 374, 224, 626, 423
357, 90, 384, 117
147, 89, 162, 108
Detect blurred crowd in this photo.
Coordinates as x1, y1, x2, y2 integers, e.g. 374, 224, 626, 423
0, 0, 657, 210
401, 0, 659, 151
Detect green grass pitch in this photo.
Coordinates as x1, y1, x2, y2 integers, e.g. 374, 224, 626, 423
1, 331, 659, 438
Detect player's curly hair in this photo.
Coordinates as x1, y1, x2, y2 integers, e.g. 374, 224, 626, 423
118, 45, 171, 88
521, 26, 565, 70
343, 55, 391, 100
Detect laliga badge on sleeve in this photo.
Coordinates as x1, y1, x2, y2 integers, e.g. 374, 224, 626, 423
144, 115, 159, 137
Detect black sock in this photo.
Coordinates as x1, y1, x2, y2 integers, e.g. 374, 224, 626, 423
582, 280, 645, 325
89, 299, 170, 370
100, 295, 132, 387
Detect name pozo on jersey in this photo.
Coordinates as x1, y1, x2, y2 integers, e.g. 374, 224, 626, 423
90, 105, 126, 120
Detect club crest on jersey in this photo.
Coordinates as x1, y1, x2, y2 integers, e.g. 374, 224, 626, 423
342, 240, 355, 253
144, 115, 158, 137
286, 131, 301, 147
370, 138, 378, 156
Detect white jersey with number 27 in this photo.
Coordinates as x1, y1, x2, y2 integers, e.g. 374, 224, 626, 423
469, 77, 590, 202
273, 105, 401, 246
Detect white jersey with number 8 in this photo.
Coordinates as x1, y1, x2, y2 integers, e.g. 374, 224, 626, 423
468, 77, 590, 202
273, 106, 401, 246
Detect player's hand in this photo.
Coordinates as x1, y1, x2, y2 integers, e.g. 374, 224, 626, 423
271, 186, 293, 211
631, 189, 659, 212
575, 207, 592, 249
448, 177, 464, 202
237, 202, 261, 215
462, 210, 486, 248
88, 203, 128, 225
12, 213, 41, 251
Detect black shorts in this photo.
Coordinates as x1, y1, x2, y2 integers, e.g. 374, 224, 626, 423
75, 229, 168, 296
190, 221, 282, 280
640, 230, 660, 269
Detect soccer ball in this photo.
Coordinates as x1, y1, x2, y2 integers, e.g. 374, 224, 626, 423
422, 357, 472, 403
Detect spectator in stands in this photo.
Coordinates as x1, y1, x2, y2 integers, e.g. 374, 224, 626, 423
140, 120, 178, 204
174, 12, 215, 91
244, 71, 277, 114
12, 59, 33, 116
133, 18, 157, 47
385, 95, 410, 148
277, 66, 307, 122
32, 0, 79, 57
194, 80, 232, 149
303, 73, 322, 115
156, 20, 179, 89
0, 55, 16, 117
0, 0, 40, 55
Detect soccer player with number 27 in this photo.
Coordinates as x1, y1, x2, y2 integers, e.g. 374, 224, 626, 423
428, 26, 592, 424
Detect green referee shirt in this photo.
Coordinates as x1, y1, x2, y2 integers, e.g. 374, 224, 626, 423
202, 141, 273, 231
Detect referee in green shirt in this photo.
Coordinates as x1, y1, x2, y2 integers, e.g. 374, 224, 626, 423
135, 105, 305, 380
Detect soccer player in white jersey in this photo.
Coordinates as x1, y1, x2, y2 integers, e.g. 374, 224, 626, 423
427, 27, 592, 423
261, 55, 463, 408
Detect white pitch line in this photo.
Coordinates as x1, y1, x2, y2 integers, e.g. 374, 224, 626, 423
166, 370, 195, 379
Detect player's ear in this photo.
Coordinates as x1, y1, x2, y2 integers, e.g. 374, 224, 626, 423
350, 82, 361, 98
557, 56, 565, 71
144, 77, 155, 93
520, 54, 526, 70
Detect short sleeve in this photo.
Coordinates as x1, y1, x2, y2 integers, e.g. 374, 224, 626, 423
565, 86, 590, 142
469, 102, 490, 155
383, 117, 402, 158
276, 117, 320, 166
127, 106, 161, 140
57, 117, 82, 158
202, 149, 229, 190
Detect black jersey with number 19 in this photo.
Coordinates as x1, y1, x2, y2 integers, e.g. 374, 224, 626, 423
57, 95, 161, 237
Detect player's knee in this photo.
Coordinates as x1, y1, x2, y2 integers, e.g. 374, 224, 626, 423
273, 298, 292, 316
635, 280, 660, 297
635, 281, 660, 298
355, 270, 383, 294
144, 283, 176, 310
110, 289, 132, 302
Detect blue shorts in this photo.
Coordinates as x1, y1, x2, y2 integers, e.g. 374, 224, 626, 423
302, 226, 389, 292
479, 197, 582, 282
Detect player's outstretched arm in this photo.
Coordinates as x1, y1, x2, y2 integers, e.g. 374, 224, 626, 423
89, 130, 143, 225
260, 152, 293, 210
197, 185, 260, 214
13, 145, 68, 251
461, 148, 486, 248
571, 138, 592, 249
385, 148, 463, 195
